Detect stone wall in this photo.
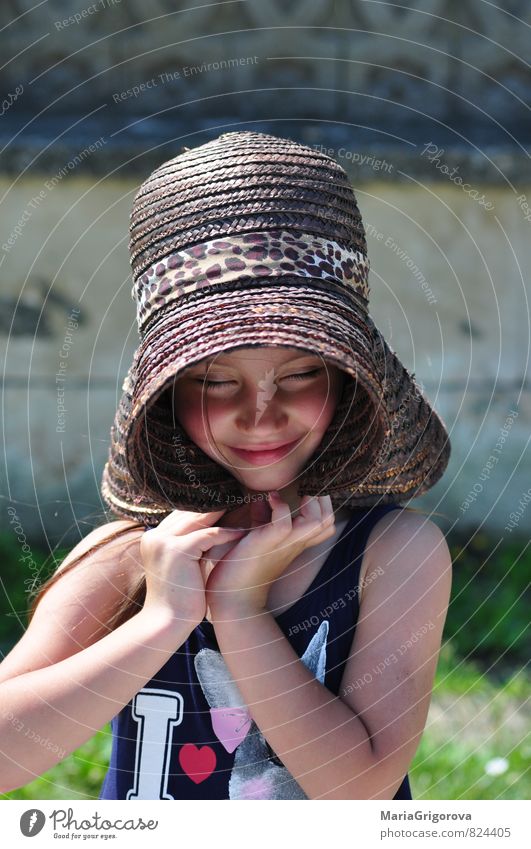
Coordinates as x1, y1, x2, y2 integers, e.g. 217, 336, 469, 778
1, 1, 530, 544
2, 168, 529, 543
1, 0, 530, 131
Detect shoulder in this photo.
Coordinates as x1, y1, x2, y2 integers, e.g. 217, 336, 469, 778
0, 521, 146, 683
54, 519, 145, 593
365, 507, 450, 567
43, 519, 146, 635
362, 507, 452, 608
358, 508, 452, 606
56, 519, 144, 568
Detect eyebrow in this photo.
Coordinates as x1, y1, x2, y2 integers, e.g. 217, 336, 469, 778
196, 353, 320, 368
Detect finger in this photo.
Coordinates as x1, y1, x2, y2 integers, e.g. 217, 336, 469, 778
308, 494, 334, 527
292, 496, 334, 539
267, 491, 292, 529
297, 512, 337, 547
298, 494, 322, 522
291, 517, 327, 542
313, 520, 337, 542
294, 495, 322, 527
200, 527, 248, 545
154, 507, 228, 533
163, 526, 247, 558
198, 555, 217, 584
321, 495, 335, 527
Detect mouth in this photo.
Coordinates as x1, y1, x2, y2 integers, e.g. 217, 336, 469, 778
230, 438, 301, 465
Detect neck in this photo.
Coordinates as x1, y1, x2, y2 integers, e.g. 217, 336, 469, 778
244, 481, 303, 514
218, 482, 302, 530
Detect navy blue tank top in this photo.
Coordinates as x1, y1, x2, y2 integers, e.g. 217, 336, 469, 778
99, 504, 413, 800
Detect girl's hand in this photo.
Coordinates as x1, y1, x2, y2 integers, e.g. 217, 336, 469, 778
140, 508, 247, 626
204, 493, 336, 616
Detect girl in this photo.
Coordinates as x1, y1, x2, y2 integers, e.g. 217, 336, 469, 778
0, 131, 452, 800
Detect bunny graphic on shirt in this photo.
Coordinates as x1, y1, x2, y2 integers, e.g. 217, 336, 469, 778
194, 619, 329, 800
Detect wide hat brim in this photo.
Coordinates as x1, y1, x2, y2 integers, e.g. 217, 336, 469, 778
101, 278, 451, 526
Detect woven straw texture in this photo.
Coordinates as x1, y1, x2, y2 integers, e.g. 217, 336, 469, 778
101, 131, 451, 526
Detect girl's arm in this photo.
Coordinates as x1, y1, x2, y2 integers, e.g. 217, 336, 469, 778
0, 508, 244, 794
0, 605, 193, 793
209, 510, 452, 800
0, 524, 191, 793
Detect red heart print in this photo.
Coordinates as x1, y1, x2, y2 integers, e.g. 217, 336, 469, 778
179, 743, 217, 784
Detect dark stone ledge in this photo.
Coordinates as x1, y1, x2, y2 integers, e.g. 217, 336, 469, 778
1, 117, 530, 185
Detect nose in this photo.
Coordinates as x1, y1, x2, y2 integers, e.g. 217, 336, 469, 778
234, 381, 289, 434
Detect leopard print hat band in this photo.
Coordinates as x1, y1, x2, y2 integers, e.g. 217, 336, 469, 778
132, 229, 371, 333
100, 130, 452, 524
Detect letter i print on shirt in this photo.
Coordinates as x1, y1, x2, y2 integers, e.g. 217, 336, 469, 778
126, 688, 184, 800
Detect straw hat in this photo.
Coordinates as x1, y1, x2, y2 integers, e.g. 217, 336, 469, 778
101, 130, 451, 527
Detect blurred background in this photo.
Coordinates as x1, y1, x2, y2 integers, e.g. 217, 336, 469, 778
0, 0, 529, 801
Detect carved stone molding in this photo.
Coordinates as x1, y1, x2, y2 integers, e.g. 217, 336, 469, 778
0, 0, 528, 128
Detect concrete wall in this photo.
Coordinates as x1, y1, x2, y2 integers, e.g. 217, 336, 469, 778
1, 0, 530, 544
1, 168, 529, 543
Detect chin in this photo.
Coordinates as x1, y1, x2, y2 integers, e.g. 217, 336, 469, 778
214, 454, 309, 490
238, 475, 302, 496
239, 475, 290, 489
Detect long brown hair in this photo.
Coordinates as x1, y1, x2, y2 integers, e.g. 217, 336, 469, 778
27, 518, 147, 634
26, 503, 447, 637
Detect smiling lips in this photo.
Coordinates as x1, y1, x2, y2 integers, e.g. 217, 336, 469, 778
230, 438, 300, 465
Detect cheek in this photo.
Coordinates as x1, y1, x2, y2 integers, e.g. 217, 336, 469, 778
173, 386, 202, 433
299, 388, 338, 433
173, 388, 224, 444
307, 371, 346, 432
320, 393, 340, 430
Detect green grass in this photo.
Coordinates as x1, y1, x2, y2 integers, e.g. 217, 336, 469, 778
1, 725, 113, 801
3, 641, 528, 800
445, 530, 529, 668
1, 525, 529, 800
410, 642, 530, 800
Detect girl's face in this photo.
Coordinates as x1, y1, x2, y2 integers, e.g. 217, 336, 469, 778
172, 346, 345, 494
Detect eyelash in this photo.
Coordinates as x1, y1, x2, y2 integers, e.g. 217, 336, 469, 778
195, 368, 323, 389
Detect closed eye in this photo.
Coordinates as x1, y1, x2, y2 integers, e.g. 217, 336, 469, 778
285, 368, 323, 381
195, 368, 323, 389
193, 378, 237, 389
